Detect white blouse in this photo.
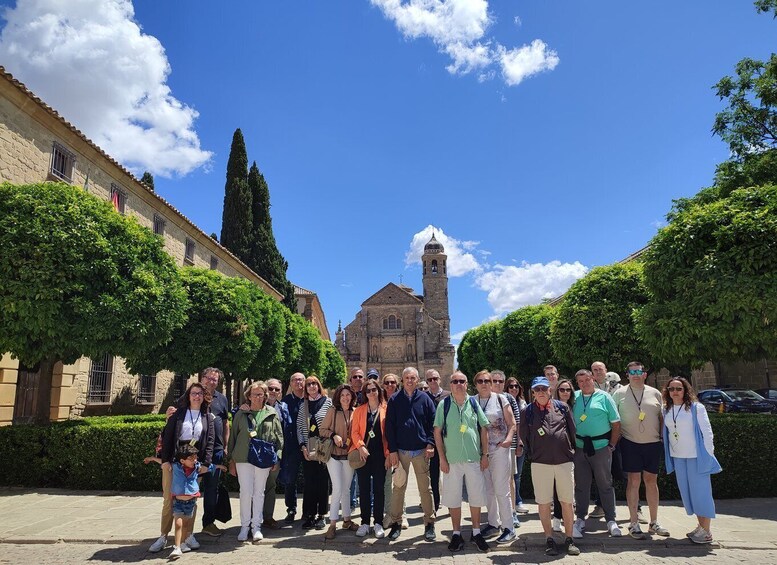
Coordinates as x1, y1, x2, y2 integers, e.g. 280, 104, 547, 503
664, 403, 714, 459
179, 409, 203, 441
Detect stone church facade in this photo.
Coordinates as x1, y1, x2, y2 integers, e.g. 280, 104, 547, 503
335, 235, 455, 386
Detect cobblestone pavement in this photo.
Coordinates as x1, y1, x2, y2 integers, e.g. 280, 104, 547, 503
1, 541, 777, 565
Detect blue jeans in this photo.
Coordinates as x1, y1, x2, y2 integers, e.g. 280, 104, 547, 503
282, 447, 303, 513
513, 451, 526, 505
200, 450, 223, 527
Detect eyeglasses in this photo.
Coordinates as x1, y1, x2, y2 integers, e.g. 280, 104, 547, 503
557, 387, 573, 393
628, 369, 644, 376
427, 377, 439, 382
202, 376, 219, 383
351, 375, 364, 380
492, 379, 504, 384
475, 379, 491, 384
306, 382, 319, 387
450, 379, 466, 385
268, 387, 281, 392
384, 381, 397, 386
533, 386, 550, 392
507, 384, 519, 389
190, 391, 204, 397
366, 388, 378, 394
250, 393, 264, 398
419, 386, 429, 391
667, 387, 684, 392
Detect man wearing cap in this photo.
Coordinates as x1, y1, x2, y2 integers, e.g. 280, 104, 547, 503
519, 376, 579, 556
385, 367, 437, 542
433, 371, 491, 552
572, 369, 622, 539
611, 361, 670, 539
425, 369, 449, 512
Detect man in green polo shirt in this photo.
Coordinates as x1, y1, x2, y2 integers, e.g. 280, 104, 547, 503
572, 369, 622, 539
433, 371, 490, 553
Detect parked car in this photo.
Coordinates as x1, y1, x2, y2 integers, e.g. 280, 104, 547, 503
753, 389, 777, 411
697, 389, 774, 414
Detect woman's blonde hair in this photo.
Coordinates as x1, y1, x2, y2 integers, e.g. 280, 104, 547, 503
244, 380, 268, 405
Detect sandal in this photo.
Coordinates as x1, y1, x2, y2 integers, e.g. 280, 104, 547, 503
342, 520, 359, 531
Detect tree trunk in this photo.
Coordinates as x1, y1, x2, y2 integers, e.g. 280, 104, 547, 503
33, 357, 57, 425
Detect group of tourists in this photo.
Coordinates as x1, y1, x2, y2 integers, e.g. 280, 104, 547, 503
146, 362, 719, 560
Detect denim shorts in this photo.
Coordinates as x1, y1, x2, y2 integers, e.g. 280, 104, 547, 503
172, 497, 197, 518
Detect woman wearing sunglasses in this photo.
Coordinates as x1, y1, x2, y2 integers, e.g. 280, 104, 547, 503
505, 377, 528, 517
349, 378, 389, 538
662, 377, 720, 544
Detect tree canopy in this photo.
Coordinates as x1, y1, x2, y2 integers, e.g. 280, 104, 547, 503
0, 182, 188, 423
550, 262, 650, 373
637, 185, 777, 367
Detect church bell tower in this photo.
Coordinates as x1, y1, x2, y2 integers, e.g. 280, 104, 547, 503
422, 233, 450, 342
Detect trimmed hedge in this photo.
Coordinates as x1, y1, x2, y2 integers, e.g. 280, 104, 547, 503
1, 413, 774, 498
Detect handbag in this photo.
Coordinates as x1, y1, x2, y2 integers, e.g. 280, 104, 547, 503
348, 448, 365, 470
246, 413, 278, 469
304, 400, 334, 464
214, 481, 232, 523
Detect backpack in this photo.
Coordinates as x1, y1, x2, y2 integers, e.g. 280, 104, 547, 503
441, 396, 482, 438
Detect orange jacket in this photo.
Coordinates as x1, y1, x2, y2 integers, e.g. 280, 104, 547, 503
349, 402, 389, 458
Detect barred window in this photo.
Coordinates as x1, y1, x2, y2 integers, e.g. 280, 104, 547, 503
153, 214, 166, 236
111, 184, 127, 215
87, 354, 114, 403
184, 238, 195, 265
210, 255, 219, 270
173, 373, 188, 400
137, 374, 157, 404
50, 142, 75, 182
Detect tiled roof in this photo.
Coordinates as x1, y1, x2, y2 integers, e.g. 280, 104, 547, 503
294, 284, 316, 296
0, 65, 282, 300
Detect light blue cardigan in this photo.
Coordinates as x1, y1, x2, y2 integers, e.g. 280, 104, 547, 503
662, 402, 722, 476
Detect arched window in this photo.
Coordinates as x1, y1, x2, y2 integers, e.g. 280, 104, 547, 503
431, 259, 438, 274
383, 318, 388, 330
388, 315, 397, 329
443, 260, 446, 275
396, 317, 402, 329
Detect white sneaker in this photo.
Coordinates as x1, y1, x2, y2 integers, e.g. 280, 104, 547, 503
516, 503, 529, 514
238, 526, 250, 541
252, 528, 263, 541
180, 543, 191, 553
168, 546, 182, 560
552, 518, 562, 532
401, 517, 409, 530
184, 534, 199, 549
572, 518, 585, 539
356, 524, 370, 537
373, 524, 385, 539
608, 521, 623, 537
148, 535, 167, 553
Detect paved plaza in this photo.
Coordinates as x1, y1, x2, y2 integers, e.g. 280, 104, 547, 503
1, 472, 776, 565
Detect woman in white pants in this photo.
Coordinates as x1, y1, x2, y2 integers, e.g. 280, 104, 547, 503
474, 371, 517, 544
320, 384, 356, 539
228, 381, 283, 542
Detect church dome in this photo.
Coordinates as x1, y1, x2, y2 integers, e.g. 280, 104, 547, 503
424, 233, 445, 254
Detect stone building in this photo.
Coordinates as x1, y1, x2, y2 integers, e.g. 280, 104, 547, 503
335, 235, 455, 386
295, 285, 331, 341
0, 66, 294, 424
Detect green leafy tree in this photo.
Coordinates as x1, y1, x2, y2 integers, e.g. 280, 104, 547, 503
126, 268, 284, 381
550, 262, 650, 372
0, 182, 188, 423
247, 161, 296, 309
140, 171, 155, 191
636, 185, 777, 367
220, 129, 253, 264
456, 321, 503, 379
499, 305, 554, 378
319, 340, 347, 390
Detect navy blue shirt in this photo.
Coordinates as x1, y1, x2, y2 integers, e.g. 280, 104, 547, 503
209, 390, 229, 453
386, 388, 436, 453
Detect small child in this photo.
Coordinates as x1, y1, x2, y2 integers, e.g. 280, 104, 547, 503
169, 444, 226, 560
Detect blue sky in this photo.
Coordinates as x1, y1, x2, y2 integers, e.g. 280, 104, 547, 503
1, 0, 774, 349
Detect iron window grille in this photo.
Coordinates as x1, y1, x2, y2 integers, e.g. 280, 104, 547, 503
184, 238, 195, 265
50, 142, 75, 182
153, 214, 166, 236
87, 353, 114, 403
137, 374, 157, 404
111, 184, 127, 215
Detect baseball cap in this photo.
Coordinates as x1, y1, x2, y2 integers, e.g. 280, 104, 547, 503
531, 376, 551, 389
367, 368, 380, 378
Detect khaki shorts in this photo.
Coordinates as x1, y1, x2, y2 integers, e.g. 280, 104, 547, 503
530, 461, 574, 505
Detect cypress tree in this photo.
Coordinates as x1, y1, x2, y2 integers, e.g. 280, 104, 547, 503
220, 129, 253, 263
248, 161, 297, 310
140, 171, 155, 191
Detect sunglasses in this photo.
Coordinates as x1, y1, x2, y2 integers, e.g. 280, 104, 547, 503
427, 377, 439, 381
351, 375, 364, 380
268, 387, 281, 392
450, 379, 466, 385
306, 382, 319, 387
475, 379, 492, 384
384, 381, 397, 386
667, 387, 684, 392
420, 386, 429, 391
507, 384, 519, 389
557, 387, 573, 393
628, 369, 644, 375
366, 388, 378, 394
533, 386, 550, 392
492, 379, 504, 384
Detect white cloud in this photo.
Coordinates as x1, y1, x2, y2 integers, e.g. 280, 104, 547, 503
475, 260, 588, 315
0, 0, 212, 177
370, 0, 558, 87
497, 40, 559, 86
405, 224, 482, 277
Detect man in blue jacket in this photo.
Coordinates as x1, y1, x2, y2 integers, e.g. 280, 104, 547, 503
385, 366, 437, 542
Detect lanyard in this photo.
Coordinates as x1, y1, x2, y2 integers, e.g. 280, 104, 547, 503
188, 409, 201, 433
367, 405, 380, 435
479, 394, 491, 412
670, 405, 682, 428
580, 393, 594, 414
630, 386, 645, 411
